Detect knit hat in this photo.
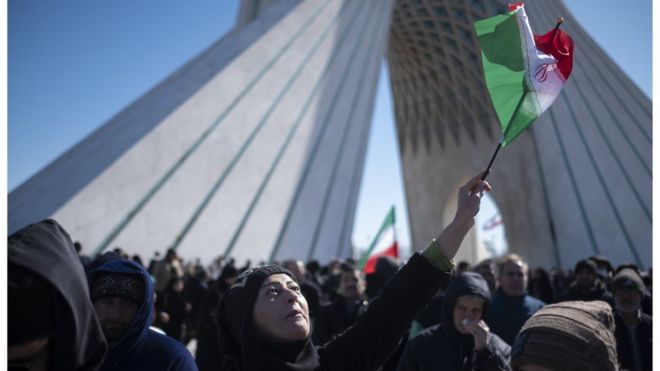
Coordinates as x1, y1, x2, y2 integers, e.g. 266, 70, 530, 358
90, 272, 146, 304
511, 301, 618, 371
611, 268, 644, 295
217, 264, 298, 364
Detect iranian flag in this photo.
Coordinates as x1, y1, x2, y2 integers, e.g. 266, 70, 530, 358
359, 206, 398, 274
474, 3, 574, 145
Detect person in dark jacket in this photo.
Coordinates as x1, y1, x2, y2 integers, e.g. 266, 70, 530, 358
8, 219, 107, 371
611, 268, 652, 371
559, 259, 613, 305
195, 264, 238, 371
216, 172, 491, 370
183, 266, 209, 342
157, 276, 192, 342
312, 266, 369, 344
485, 254, 545, 345
88, 258, 198, 371
397, 272, 511, 371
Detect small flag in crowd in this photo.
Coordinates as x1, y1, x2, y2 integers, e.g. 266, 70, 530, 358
482, 213, 503, 231
359, 206, 398, 274
474, 2, 574, 146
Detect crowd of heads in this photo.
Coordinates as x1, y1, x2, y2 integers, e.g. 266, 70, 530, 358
8, 219, 652, 371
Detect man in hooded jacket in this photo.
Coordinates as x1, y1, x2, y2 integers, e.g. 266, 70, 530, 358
8, 219, 107, 371
397, 272, 511, 371
87, 257, 198, 371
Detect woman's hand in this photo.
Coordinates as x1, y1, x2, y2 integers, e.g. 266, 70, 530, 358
434, 172, 491, 259
454, 171, 492, 227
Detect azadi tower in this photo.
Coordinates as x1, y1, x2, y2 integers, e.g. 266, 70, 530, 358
9, 0, 651, 269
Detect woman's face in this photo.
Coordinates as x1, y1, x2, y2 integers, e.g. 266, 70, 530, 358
252, 273, 310, 342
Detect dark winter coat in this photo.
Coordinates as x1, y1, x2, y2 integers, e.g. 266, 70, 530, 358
158, 280, 189, 342
312, 297, 369, 344
484, 289, 545, 346
614, 312, 652, 371
195, 279, 230, 371
8, 219, 107, 371
88, 259, 198, 371
397, 272, 511, 371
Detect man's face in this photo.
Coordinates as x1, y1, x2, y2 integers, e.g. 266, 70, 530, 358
94, 297, 140, 343
575, 268, 596, 288
452, 295, 484, 335
499, 261, 528, 297
339, 270, 365, 302
614, 287, 641, 314
253, 274, 310, 342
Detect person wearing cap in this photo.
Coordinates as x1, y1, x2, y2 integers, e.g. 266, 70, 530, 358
397, 272, 511, 371
216, 172, 491, 370
510, 300, 619, 371
8, 219, 107, 371
611, 268, 651, 371
88, 257, 198, 370
613, 264, 653, 316
559, 259, 613, 305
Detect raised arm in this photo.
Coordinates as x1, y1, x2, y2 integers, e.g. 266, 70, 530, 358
427, 171, 492, 262
319, 172, 491, 370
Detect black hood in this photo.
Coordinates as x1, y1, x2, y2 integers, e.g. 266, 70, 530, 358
441, 272, 491, 339
8, 219, 107, 371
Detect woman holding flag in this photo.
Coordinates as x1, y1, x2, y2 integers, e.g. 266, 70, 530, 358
215, 172, 491, 370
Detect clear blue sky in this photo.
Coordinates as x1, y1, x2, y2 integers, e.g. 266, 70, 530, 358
7, 0, 652, 256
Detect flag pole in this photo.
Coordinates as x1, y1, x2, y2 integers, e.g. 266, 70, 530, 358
480, 140, 502, 181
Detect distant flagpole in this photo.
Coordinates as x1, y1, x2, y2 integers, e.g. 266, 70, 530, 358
392, 205, 397, 245
358, 206, 396, 270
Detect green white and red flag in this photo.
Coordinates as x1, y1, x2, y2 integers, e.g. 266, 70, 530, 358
359, 206, 398, 274
474, 2, 574, 146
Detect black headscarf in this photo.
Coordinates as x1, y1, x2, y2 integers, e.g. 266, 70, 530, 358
217, 264, 320, 370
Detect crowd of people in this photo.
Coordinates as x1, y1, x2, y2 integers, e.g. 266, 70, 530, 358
8, 173, 652, 371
